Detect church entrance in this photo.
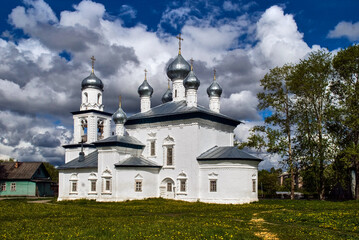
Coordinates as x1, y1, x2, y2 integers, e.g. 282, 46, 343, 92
160, 178, 175, 199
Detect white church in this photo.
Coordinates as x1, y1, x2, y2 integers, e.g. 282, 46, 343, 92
58, 37, 261, 204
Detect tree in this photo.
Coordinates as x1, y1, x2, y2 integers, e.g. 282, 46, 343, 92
331, 45, 359, 199
258, 168, 282, 198
289, 50, 333, 200
239, 64, 297, 199
43, 162, 59, 183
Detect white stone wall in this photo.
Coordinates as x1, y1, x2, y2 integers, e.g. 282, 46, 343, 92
172, 79, 186, 101
140, 96, 151, 113
65, 147, 96, 163
58, 169, 99, 201
209, 96, 220, 113
198, 160, 259, 204
186, 89, 197, 107
81, 88, 103, 111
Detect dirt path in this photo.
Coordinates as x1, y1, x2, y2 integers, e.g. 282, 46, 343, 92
250, 213, 279, 240
27, 199, 52, 204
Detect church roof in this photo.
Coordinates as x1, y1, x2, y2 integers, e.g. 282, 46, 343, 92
126, 100, 240, 127
93, 135, 145, 149
58, 151, 98, 170
0, 162, 49, 180
115, 156, 161, 168
197, 146, 261, 161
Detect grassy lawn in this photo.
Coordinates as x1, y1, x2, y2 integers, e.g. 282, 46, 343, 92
0, 198, 358, 239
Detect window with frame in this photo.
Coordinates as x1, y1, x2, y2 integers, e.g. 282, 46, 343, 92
135, 180, 142, 192
71, 181, 77, 192
11, 182, 16, 192
180, 179, 186, 192
105, 179, 111, 191
167, 182, 172, 192
252, 179, 256, 192
150, 141, 156, 156
167, 146, 173, 165
1, 183, 6, 191
90, 180, 96, 192
210, 180, 217, 192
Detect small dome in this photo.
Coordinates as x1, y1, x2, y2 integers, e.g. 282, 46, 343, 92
81, 72, 104, 91
207, 80, 222, 97
112, 107, 127, 124
162, 88, 173, 103
138, 79, 153, 97
166, 54, 191, 80
183, 70, 200, 90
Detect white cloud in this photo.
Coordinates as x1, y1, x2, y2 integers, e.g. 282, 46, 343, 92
250, 5, 313, 68
328, 21, 359, 41
223, 1, 240, 12
119, 5, 137, 19
0, 1, 326, 168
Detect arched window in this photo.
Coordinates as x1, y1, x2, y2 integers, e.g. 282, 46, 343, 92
175, 90, 178, 98
81, 119, 88, 143
88, 172, 97, 194
97, 93, 101, 104
177, 171, 187, 194
101, 169, 112, 195
97, 119, 104, 140
163, 135, 175, 167
70, 173, 78, 195
134, 174, 143, 192
84, 92, 88, 103
208, 172, 218, 193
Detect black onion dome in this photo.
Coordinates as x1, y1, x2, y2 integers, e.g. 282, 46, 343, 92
162, 89, 173, 103
166, 54, 191, 80
112, 107, 127, 124
183, 70, 200, 90
81, 72, 104, 91
207, 80, 222, 97
138, 79, 153, 97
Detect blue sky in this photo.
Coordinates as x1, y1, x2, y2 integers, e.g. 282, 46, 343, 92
0, 0, 358, 168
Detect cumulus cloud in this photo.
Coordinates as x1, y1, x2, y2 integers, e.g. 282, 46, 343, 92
328, 21, 359, 41
0, 1, 321, 168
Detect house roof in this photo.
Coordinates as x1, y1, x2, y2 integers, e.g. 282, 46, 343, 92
115, 156, 162, 168
57, 151, 98, 170
126, 100, 241, 127
93, 135, 145, 149
197, 146, 262, 161
0, 162, 48, 180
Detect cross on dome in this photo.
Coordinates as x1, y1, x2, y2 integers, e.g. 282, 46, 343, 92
119, 95, 122, 108
144, 69, 147, 80
176, 33, 184, 54
213, 68, 216, 81
91, 56, 96, 73
190, 58, 194, 71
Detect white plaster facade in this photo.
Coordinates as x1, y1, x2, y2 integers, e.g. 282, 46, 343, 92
58, 51, 261, 204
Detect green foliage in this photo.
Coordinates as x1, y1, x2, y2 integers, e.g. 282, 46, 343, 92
43, 162, 59, 182
0, 198, 358, 239
331, 44, 359, 199
258, 168, 281, 197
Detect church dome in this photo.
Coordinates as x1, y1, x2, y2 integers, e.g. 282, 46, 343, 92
138, 79, 153, 97
112, 107, 127, 124
166, 54, 191, 80
207, 80, 222, 97
81, 72, 104, 91
183, 69, 200, 90
162, 88, 173, 103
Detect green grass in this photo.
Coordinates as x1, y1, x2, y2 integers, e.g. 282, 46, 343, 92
0, 198, 358, 239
